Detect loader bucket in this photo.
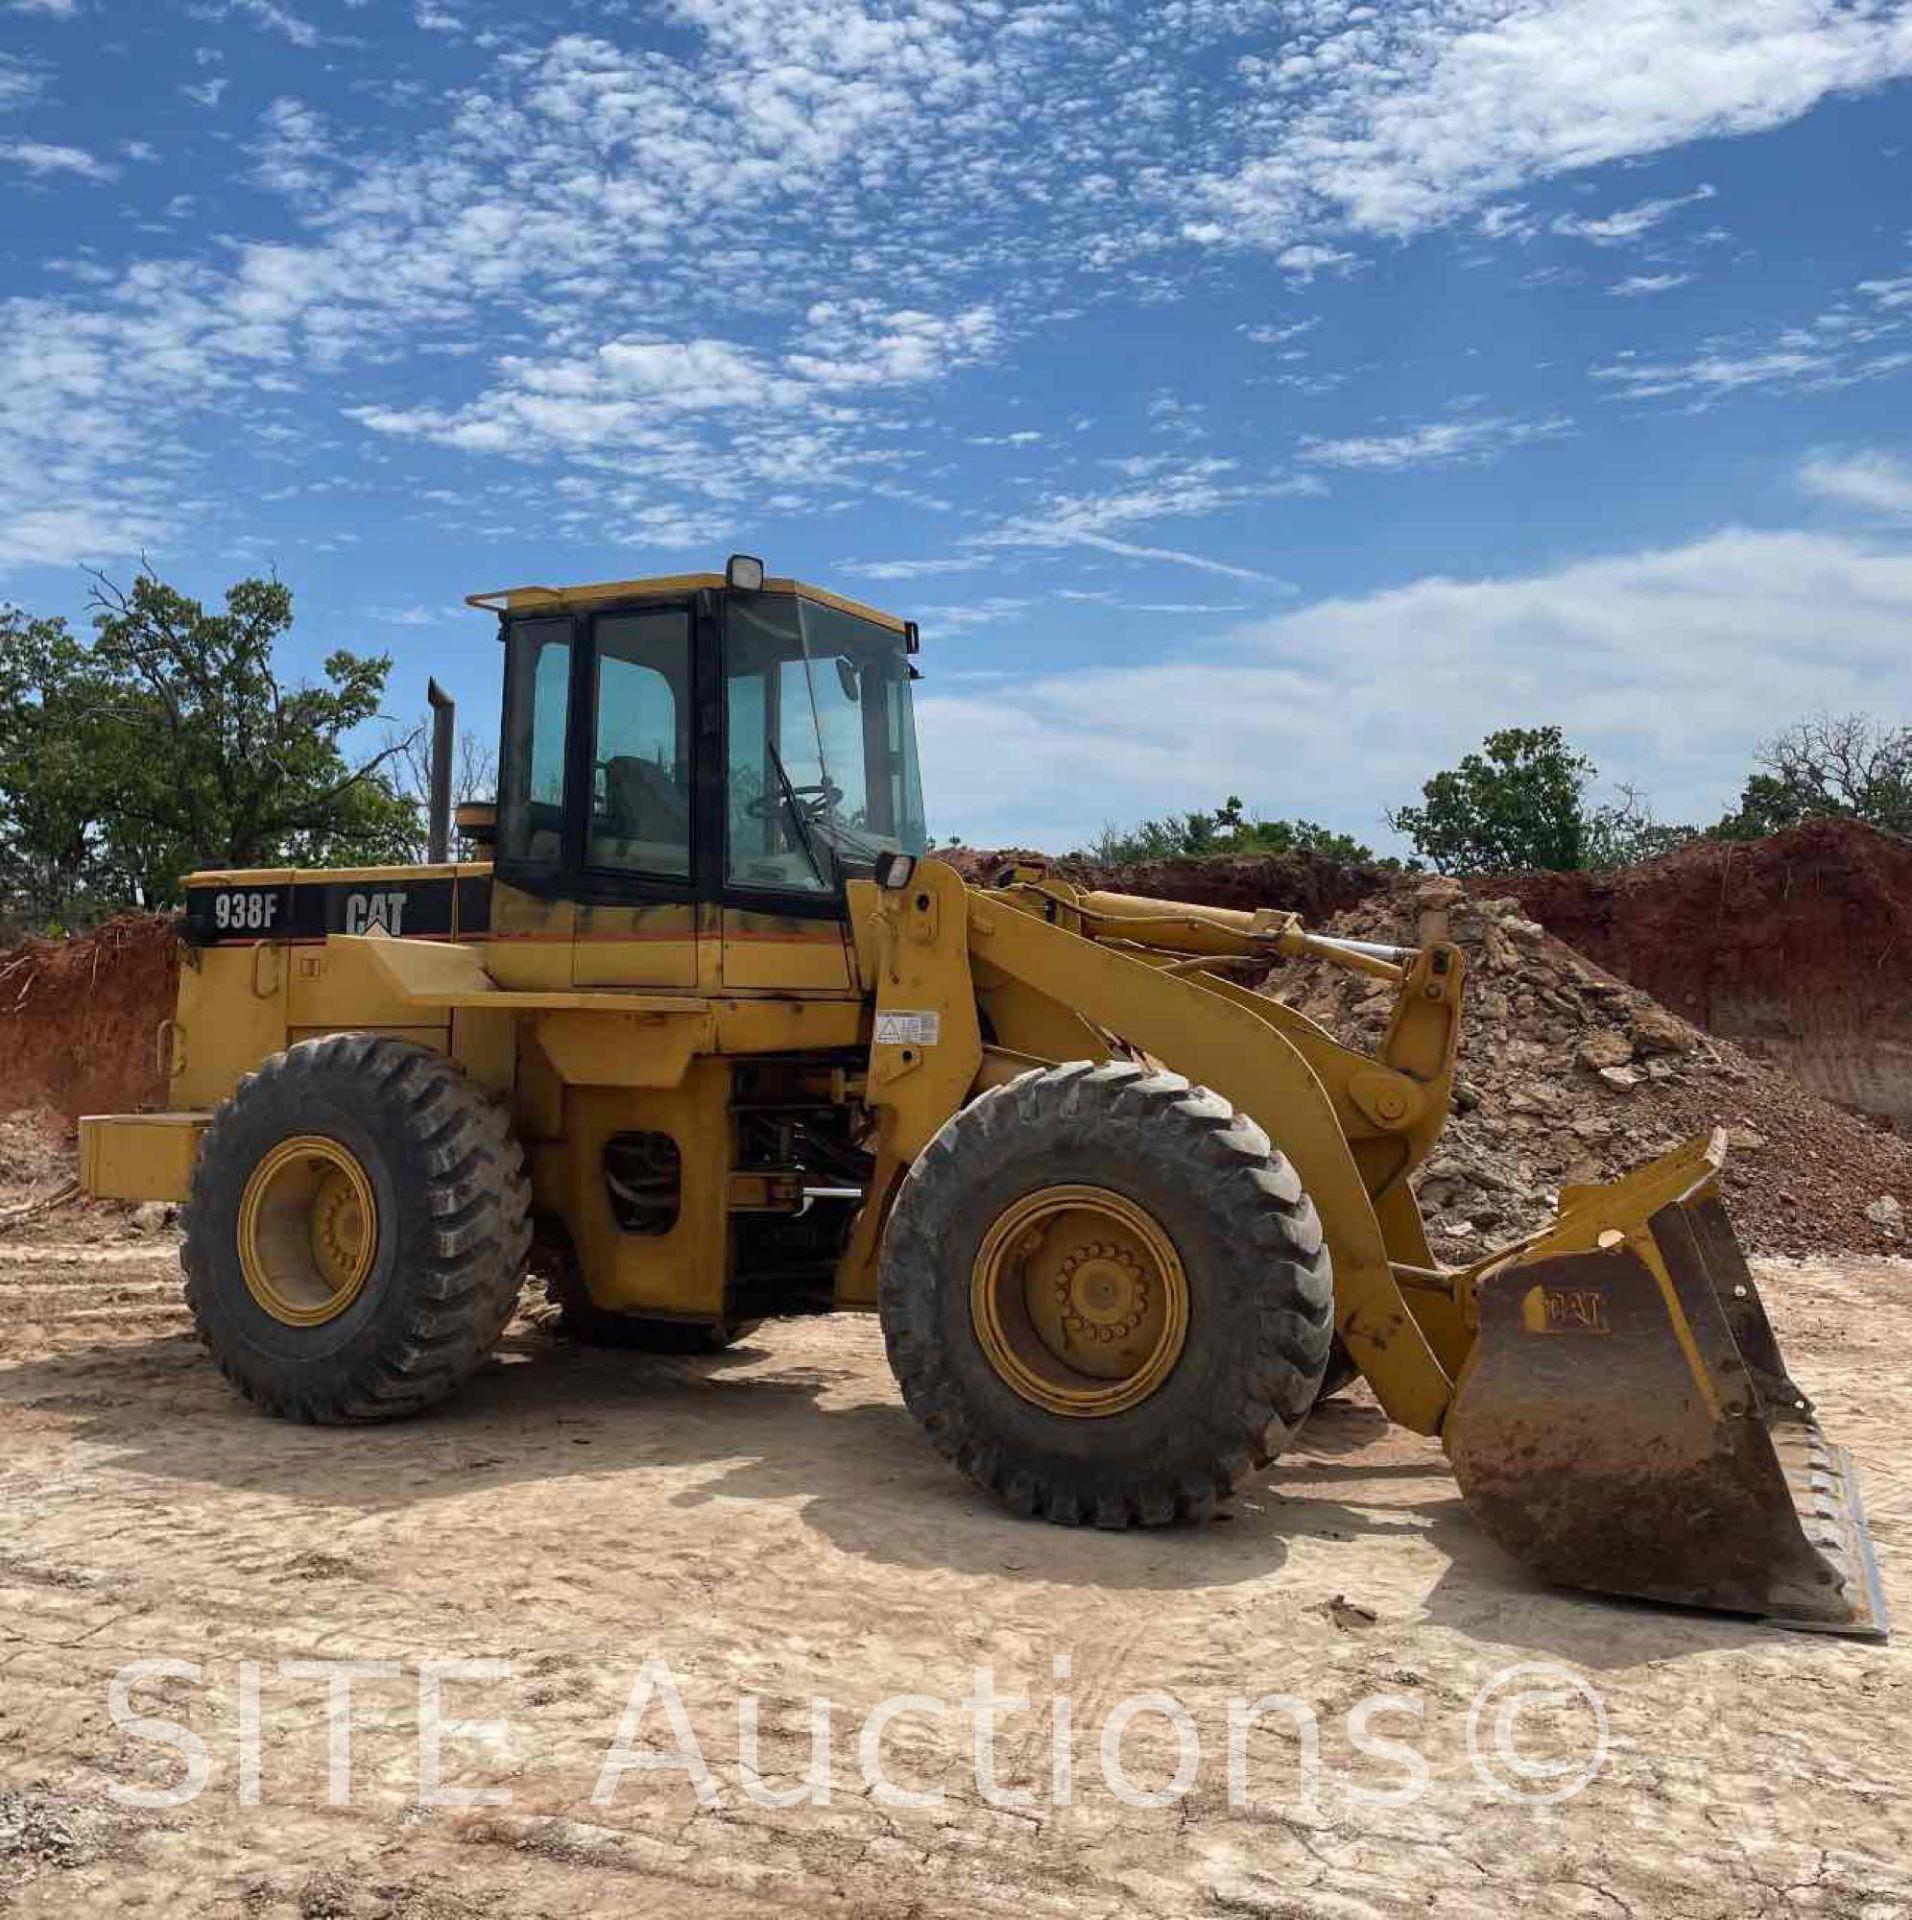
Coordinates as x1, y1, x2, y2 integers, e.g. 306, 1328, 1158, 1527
1444, 1133, 1889, 1638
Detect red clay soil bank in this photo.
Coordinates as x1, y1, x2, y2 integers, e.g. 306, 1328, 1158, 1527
1498, 821, 1912, 1131
0, 914, 179, 1121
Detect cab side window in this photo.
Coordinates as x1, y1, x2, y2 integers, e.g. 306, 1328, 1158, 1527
589, 609, 692, 880
497, 616, 572, 874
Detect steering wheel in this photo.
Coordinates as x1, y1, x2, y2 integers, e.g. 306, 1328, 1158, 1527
747, 780, 842, 824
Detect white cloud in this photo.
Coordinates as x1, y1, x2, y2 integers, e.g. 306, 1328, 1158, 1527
191, 0, 319, 47
349, 305, 998, 474
1592, 269, 1912, 400
9, 3, 1912, 575
838, 556, 986, 581
1607, 273, 1693, 297
967, 460, 1297, 584
1553, 184, 1716, 246
785, 302, 998, 389
0, 56, 44, 111
1594, 347, 1827, 398
1799, 450, 1912, 519
918, 529, 1912, 850
1859, 275, 1912, 311
0, 140, 116, 180
366, 604, 447, 627
1242, 318, 1321, 346
8, 0, 80, 16
1299, 415, 1572, 472
911, 595, 1036, 634
1276, 244, 1356, 281
1186, 3, 1912, 250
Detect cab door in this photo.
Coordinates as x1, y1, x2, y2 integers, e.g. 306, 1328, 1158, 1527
719, 607, 855, 993
573, 603, 701, 988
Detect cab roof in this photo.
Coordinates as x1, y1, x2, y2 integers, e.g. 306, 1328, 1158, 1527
464, 572, 908, 636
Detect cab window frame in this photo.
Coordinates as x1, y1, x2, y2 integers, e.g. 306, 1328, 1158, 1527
581, 603, 697, 890
491, 586, 915, 921
492, 594, 707, 907
719, 593, 867, 922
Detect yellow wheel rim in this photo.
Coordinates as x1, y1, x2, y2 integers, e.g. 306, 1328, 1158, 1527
237, 1136, 378, 1327
971, 1184, 1189, 1418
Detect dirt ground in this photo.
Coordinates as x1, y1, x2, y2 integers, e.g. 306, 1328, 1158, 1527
2, 1239, 1909, 1919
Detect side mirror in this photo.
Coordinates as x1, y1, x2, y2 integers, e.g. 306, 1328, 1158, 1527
835, 655, 861, 703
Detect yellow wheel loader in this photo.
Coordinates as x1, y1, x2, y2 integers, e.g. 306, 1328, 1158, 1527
78, 557, 1888, 1638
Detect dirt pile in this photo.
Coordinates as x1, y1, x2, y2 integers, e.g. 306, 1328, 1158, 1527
0, 1107, 75, 1206
1271, 877, 1912, 1259
1500, 820, 1912, 1134
0, 913, 178, 1121
942, 845, 1388, 921
0, 1107, 165, 1245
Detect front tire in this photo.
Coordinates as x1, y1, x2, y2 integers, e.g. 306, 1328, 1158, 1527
880, 1060, 1333, 1527
183, 1035, 531, 1422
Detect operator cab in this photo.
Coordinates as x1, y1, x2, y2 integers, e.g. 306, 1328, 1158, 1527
467, 558, 927, 964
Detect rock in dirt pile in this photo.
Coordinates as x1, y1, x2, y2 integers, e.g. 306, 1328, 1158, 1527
1271, 877, 1912, 1261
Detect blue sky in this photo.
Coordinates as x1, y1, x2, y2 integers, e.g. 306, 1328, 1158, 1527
3, 0, 1911, 854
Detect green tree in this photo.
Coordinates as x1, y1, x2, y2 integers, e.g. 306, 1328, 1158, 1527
1389, 726, 1694, 874
1084, 798, 1378, 867
0, 568, 418, 931
1387, 726, 1594, 873
1714, 713, 1912, 840
0, 607, 117, 931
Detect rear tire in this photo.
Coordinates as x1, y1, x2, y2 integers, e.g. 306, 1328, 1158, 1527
880, 1060, 1333, 1527
183, 1035, 531, 1422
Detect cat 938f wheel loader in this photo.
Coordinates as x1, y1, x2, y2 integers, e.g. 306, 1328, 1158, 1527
78, 557, 1888, 1638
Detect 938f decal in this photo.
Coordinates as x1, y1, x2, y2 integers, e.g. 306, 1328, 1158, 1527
209, 889, 282, 933
184, 876, 465, 946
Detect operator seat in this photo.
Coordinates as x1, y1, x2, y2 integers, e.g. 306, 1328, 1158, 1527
604, 755, 691, 849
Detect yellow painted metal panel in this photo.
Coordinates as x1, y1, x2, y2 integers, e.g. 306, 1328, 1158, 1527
451, 1006, 517, 1093
532, 1009, 713, 1088
184, 861, 491, 888
79, 1112, 209, 1202
331, 935, 496, 1002
483, 882, 576, 989
287, 941, 451, 1032
172, 945, 288, 1111
574, 900, 699, 988
530, 1063, 733, 1317
464, 574, 909, 634
720, 907, 855, 992
286, 1024, 447, 1055
711, 997, 864, 1053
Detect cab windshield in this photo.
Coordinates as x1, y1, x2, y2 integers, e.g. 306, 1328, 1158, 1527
726, 593, 927, 895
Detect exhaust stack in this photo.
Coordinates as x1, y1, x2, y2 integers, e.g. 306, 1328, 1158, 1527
426, 678, 455, 865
